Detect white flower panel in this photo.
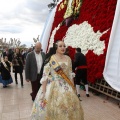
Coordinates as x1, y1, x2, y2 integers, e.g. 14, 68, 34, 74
64, 21, 108, 55
49, 21, 108, 56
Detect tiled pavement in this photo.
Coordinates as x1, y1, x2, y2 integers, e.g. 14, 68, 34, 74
0, 71, 120, 120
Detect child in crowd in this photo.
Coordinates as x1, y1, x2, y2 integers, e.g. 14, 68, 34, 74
0, 55, 13, 88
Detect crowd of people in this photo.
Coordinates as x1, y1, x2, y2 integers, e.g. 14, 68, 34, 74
0, 47, 33, 87
0, 41, 90, 120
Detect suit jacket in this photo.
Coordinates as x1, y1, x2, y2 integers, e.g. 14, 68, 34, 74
73, 52, 87, 70
25, 51, 45, 81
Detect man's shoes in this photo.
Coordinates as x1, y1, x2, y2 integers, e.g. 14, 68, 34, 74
32, 98, 35, 102
77, 94, 82, 101
77, 94, 80, 97
30, 93, 34, 101
30, 93, 32, 96
86, 94, 90, 97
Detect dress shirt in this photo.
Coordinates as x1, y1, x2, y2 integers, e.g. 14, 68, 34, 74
34, 51, 43, 74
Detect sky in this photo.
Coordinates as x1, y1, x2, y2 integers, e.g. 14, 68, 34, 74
0, 0, 53, 47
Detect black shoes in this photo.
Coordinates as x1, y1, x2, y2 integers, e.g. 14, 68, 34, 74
77, 94, 90, 101
3, 86, 7, 88
86, 94, 90, 97
30, 93, 34, 102
77, 94, 81, 97
77, 94, 82, 101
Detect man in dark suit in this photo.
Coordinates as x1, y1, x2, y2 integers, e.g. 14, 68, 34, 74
74, 48, 89, 100
25, 42, 45, 101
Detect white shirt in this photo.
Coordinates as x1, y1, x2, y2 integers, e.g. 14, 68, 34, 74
34, 51, 43, 74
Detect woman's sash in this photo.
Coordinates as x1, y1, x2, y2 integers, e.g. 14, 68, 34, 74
49, 56, 75, 91
1, 61, 9, 71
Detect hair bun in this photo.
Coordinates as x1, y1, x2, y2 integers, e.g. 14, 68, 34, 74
53, 42, 58, 50
53, 43, 57, 48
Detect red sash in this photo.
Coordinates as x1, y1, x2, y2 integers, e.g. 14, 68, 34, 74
75, 65, 87, 70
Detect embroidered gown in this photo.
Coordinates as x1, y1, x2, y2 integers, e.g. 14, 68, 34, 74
31, 56, 84, 120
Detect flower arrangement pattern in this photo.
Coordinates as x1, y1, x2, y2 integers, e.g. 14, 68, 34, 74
48, 0, 117, 83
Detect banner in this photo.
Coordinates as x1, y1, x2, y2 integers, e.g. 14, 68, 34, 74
103, 0, 120, 92
40, 0, 62, 53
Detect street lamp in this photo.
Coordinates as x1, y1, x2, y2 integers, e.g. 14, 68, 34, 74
33, 35, 40, 44
48, 0, 59, 10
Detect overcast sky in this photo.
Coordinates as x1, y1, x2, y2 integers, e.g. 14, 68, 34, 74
0, 0, 53, 47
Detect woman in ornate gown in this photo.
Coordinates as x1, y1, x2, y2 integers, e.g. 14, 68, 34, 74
31, 40, 84, 120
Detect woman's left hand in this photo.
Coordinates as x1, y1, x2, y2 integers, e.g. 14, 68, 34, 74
40, 92, 45, 100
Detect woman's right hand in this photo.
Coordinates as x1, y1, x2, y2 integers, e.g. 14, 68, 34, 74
40, 98, 47, 108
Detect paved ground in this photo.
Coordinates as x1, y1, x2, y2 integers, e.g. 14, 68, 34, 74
0, 71, 120, 120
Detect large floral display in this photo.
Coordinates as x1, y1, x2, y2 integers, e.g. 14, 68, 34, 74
48, 0, 117, 83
